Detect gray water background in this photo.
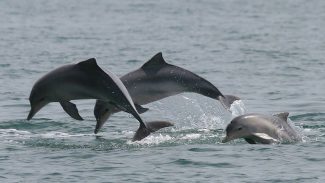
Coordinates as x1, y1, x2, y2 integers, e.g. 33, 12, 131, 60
0, 0, 325, 182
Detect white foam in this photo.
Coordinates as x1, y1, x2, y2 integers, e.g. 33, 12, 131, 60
198, 128, 211, 133
0, 129, 94, 140
121, 130, 135, 135
180, 133, 201, 140
38, 131, 94, 138
127, 134, 173, 145
0, 129, 32, 138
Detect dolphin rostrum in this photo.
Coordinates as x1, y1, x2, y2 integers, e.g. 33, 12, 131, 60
27, 58, 173, 141
222, 112, 301, 144
94, 52, 240, 134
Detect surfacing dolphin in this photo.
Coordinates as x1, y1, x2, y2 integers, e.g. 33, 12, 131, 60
222, 112, 301, 144
94, 52, 240, 134
27, 58, 173, 141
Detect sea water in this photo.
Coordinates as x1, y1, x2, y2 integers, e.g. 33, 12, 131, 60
0, 0, 325, 182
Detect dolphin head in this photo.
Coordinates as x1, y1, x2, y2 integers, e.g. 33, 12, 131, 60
94, 101, 118, 133
222, 114, 280, 144
27, 83, 50, 120
222, 115, 256, 143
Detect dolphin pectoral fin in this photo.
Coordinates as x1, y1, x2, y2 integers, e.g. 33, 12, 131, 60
244, 138, 257, 144
132, 121, 174, 141
251, 133, 278, 144
60, 101, 83, 120
135, 104, 149, 114
218, 95, 241, 110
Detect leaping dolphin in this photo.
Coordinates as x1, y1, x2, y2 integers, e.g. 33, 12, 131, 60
222, 112, 301, 144
27, 58, 173, 141
94, 52, 240, 134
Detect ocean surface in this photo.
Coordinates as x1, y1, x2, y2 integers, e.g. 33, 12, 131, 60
1, 0, 325, 182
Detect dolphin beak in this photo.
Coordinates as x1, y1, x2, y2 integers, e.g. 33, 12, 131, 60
27, 101, 48, 120
94, 119, 105, 134
94, 109, 112, 134
27, 107, 36, 120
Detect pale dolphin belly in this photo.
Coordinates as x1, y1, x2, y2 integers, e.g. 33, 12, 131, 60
125, 80, 186, 105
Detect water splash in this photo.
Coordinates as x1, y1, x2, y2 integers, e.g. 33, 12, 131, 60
127, 134, 173, 145
0, 128, 32, 138
39, 131, 94, 138
230, 100, 247, 117
180, 133, 201, 140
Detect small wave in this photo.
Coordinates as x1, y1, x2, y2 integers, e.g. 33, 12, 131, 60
0, 63, 10, 67
287, 114, 325, 143
290, 113, 325, 121
172, 158, 237, 168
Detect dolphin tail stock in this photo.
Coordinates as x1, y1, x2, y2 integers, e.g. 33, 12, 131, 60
217, 95, 241, 110
134, 104, 149, 114
132, 121, 174, 141
93, 104, 150, 134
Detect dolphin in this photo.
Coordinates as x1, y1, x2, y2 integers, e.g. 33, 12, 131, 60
222, 112, 301, 144
94, 52, 240, 134
27, 58, 173, 141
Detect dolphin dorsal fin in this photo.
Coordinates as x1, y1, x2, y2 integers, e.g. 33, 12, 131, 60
141, 52, 168, 70
77, 58, 98, 69
273, 112, 289, 122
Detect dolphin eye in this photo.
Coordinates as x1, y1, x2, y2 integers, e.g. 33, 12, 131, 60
237, 127, 242, 131
39, 97, 45, 102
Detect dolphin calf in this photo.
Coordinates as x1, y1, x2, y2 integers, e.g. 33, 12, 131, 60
27, 58, 173, 141
222, 112, 301, 144
94, 52, 240, 133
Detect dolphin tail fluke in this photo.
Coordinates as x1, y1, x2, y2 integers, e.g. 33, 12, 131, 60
132, 121, 174, 141
218, 95, 241, 110
135, 104, 149, 114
